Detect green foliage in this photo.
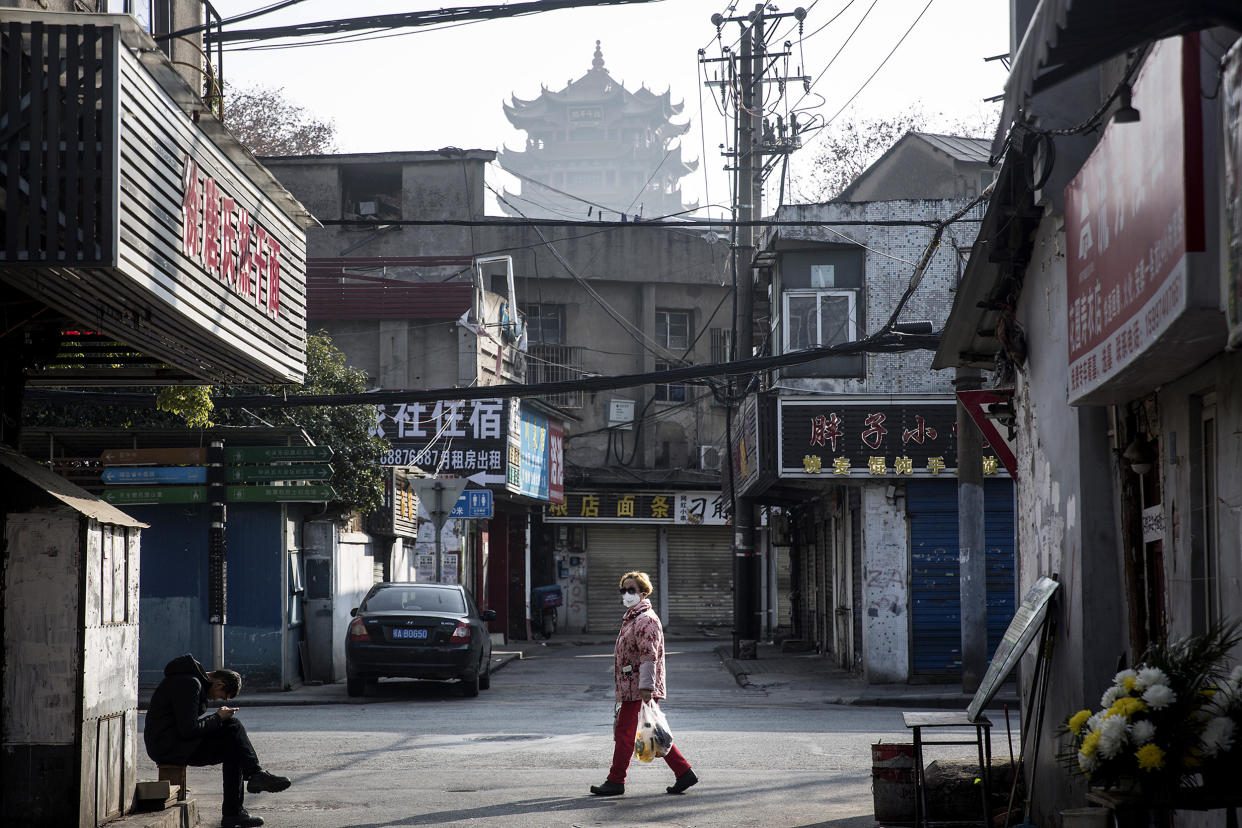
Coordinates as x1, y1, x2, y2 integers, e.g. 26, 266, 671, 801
156, 386, 214, 429
802, 104, 1001, 201
214, 330, 389, 516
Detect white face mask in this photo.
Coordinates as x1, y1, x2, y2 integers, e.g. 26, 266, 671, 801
622, 591, 642, 609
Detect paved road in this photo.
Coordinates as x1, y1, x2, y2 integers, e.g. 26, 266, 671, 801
139, 641, 922, 827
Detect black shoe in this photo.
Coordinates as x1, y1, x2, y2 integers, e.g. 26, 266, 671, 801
589, 780, 625, 796
221, 810, 264, 828
666, 769, 698, 794
246, 770, 291, 794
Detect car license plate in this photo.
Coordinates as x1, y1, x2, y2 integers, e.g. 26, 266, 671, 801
393, 628, 427, 640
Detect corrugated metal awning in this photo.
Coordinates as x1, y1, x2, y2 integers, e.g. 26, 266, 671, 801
0, 444, 146, 527
993, 0, 1242, 158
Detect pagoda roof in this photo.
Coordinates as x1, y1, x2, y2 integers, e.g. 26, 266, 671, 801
498, 141, 698, 175
504, 41, 688, 129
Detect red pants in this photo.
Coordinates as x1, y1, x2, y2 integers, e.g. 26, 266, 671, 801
608, 699, 692, 784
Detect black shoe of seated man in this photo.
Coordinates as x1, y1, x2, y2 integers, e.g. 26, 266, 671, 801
589, 780, 625, 796
666, 769, 698, 794
220, 810, 264, 828
246, 770, 291, 794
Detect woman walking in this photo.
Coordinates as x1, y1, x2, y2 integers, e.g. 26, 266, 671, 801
589, 570, 698, 797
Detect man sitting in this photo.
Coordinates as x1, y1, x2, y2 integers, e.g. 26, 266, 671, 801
144, 654, 291, 828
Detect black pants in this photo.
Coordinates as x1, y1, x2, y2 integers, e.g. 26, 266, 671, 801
186, 718, 261, 815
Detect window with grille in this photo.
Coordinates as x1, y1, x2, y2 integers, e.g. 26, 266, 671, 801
527, 344, 585, 408
522, 304, 565, 345
656, 310, 691, 351
710, 328, 732, 364
653, 362, 687, 403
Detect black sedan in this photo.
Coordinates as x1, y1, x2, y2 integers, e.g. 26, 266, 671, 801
345, 582, 497, 698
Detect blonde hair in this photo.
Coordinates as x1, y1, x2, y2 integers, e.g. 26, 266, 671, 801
619, 570, 653, 597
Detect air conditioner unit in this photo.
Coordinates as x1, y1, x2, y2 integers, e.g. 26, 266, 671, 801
698, 445, 723, 471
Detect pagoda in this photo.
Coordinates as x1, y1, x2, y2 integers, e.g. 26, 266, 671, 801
498, 41, 698, 220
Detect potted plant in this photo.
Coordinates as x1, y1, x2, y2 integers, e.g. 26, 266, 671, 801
1061, 622, 1242, 801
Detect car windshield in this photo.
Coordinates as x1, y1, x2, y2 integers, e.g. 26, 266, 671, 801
365, 586, 466, 614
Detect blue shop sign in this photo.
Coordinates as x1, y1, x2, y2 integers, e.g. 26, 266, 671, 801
518, 405, 549, 500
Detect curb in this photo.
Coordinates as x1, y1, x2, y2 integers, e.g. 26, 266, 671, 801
138, 651, 525, 709
713, 645, 1021, 710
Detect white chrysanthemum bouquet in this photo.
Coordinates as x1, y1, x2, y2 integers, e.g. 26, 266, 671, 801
1061, 622, 1242, 796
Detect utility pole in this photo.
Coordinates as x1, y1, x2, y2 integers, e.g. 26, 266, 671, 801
705, 4, 808, 659
956, 368, 987, 691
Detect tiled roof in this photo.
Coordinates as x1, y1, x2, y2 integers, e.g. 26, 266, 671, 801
914, 132, 992, 163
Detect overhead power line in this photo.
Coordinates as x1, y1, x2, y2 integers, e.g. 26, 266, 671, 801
180, 0, 661, 44
25, 330, 940, 411
317, 216, 961, 229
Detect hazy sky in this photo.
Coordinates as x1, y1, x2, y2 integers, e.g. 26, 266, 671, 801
215, 0, 1011, 216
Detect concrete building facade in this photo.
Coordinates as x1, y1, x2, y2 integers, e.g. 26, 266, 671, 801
935, 2, 1242, 822
263, 149, 734, 638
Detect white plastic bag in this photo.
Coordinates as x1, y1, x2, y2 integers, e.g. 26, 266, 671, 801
634, 700, 675, 763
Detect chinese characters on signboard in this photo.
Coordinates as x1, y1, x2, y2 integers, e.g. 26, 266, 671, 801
373, 398, 510, 474
544, 491, 729, 524
182, 156, 285, 318
1064, 36, 1204, 402
517, 405, 549, 500
778, 400, 1006, 477
548, 420, 565, 504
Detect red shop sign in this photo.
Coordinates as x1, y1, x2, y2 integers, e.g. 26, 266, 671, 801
181, 156, 285, 318
1064, 35, 1205, 403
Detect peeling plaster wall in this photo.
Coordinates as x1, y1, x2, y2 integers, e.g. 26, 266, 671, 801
861, 484, 910, 683
1012, 215, 1127, 827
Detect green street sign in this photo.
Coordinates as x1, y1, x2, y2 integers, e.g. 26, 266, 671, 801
226, 464, 334, 483
227, 485, 335, 503
225, 445, 334, 464
103, 487, 207, 505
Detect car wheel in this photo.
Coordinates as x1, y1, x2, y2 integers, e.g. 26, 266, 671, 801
479, 657, 491, 691
460, 668, 481, 698
346, 675, 365, 697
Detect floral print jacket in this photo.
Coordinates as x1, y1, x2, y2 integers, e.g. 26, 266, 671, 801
614, 599, 666, 702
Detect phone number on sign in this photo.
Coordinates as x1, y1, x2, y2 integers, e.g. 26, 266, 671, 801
380, 447, 506, 469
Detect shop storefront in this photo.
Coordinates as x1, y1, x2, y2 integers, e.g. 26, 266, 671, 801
545, 490, 732, 635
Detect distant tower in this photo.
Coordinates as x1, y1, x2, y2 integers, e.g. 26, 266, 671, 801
498, 41, 698, 220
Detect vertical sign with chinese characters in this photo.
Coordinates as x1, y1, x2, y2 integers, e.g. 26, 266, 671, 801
1064, 35, 1205, 403
548, 419, 565, 505
776, 399, 1006, 478
373, 398, 511, 476
517, 405, 550, 500
1224, 38, 1242, 350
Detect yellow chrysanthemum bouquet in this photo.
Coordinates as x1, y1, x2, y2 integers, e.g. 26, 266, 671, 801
1061, 622, 1242, 796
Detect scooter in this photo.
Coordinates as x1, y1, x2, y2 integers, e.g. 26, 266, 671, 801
532, 585, 563, 639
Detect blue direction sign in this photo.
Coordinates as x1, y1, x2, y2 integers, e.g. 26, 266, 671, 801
102, 466, 207, 485
449, 489, 493, 519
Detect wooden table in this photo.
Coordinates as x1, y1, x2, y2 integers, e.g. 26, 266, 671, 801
903, 711, 993, 827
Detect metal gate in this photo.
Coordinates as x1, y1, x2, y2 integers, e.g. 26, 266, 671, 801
585, 526, 658, 634
907, 479, 1016, 677
666, 526, 732, 633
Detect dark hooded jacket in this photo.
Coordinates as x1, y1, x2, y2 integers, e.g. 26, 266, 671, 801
144, 654, 225, 764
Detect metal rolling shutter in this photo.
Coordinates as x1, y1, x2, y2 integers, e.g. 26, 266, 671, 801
776, 544, 793, 630
907, 479, 1017, 678
586, 526, 659, 635
666, 526, 733, 633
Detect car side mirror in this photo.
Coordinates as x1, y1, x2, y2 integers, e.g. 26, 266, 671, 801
350, 607, 358, 617
481, 610, 497, 622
